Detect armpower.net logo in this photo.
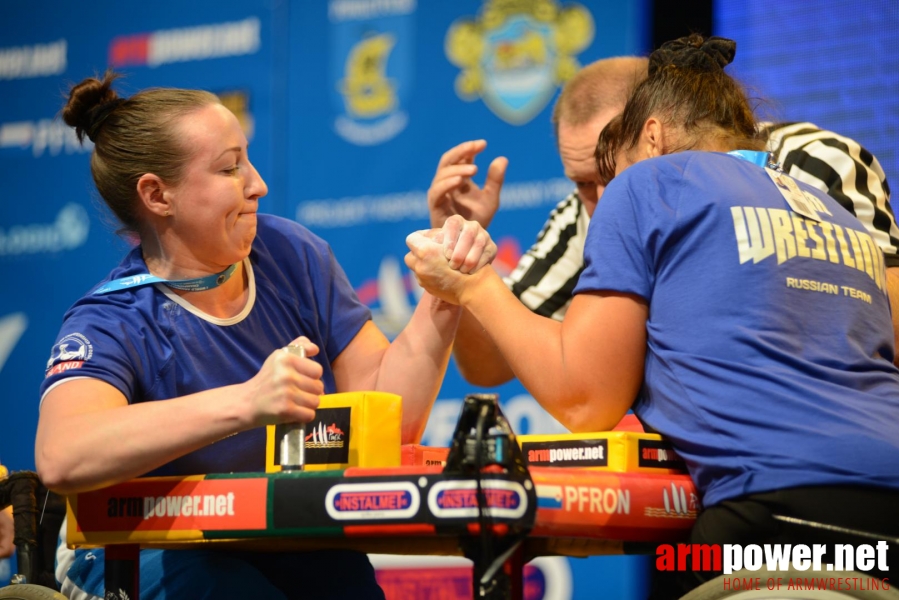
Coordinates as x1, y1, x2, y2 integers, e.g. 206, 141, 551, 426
656, 542, 891, 592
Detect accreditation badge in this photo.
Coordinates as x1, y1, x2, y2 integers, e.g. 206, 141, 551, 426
765, 167, 822, 222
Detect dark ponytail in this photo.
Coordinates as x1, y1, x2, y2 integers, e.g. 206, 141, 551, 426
61, 71, 123, 144
596, 34, 764, 184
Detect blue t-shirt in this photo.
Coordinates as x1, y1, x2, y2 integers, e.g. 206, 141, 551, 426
41, 214, 371, 476
575, 151, 899, 507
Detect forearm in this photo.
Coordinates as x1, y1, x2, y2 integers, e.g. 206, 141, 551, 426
453, 308, 516, 386
886, 267, 899, 366
460, 268, 644, 432
36, 384, 252, 494
460, 269, 575, 421
375, 293, 462, 442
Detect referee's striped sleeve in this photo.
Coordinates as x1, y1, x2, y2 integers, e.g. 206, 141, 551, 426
763, 122, 899, 263
503, 192, 589, 321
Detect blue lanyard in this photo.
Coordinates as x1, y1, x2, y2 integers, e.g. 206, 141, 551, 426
728, 150, 779, 170
93, 262, 239, 295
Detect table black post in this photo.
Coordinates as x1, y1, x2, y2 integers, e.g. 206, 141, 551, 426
105, 543, 139, 600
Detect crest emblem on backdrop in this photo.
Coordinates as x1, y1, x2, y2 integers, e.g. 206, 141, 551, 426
331, 10, 414, 146
445, 0, 594, 125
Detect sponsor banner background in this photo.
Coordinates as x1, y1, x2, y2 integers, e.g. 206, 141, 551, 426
7, 0, 895, 597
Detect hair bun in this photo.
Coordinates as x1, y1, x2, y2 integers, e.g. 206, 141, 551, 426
62, 71, 122, 143
648, 34, 736, 76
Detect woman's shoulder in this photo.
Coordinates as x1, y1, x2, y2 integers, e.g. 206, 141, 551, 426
68, 247, 152, 312
609, 153, 705, 198
255, 214, 329, 252
251, 215, 337, 287
64, 279, 164, 330
623, 151, 759, 190
51, 282, 167, 383
614, 152, 690, 185
633, 150, 717, 173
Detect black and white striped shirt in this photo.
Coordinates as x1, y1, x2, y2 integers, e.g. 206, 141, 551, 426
503, 122, 899, 320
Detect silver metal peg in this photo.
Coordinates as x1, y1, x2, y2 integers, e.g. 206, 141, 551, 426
280, 344, 306, 471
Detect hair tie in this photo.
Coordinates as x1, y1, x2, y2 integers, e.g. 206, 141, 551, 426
85, 98, 126, 143
648, 35, 736, 76
700, 37, 736, 70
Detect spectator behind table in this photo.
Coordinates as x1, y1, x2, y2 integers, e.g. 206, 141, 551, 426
428, 57, 899, 386
408, 34, 899, 599
36, 71, 495, 600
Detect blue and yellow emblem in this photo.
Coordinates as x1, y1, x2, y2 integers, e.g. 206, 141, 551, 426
446, 0, 594, 125
331, 5, 414, 146
340, 34, 398, 119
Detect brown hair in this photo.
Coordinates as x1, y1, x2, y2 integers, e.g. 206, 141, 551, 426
551, 56, 648, 134
595, 35, 765, 185
62, 71, 219, 234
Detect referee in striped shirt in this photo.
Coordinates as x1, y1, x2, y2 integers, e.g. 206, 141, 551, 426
427, 57, 899, 384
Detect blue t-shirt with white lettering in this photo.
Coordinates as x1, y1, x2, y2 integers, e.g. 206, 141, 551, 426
575, 151, 899, 507
41, 214, 371, 476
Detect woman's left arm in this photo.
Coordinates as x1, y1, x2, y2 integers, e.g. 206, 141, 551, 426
460, 269, 648, 431
405, 233, 649, 433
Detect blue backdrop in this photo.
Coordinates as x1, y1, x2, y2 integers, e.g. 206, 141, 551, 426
715, 0, 899, 183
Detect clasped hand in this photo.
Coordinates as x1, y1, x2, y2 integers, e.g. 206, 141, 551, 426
246, 336, 323, 427
405, 214, 496, 305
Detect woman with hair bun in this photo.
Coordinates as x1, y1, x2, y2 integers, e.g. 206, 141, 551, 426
406, 34, 899, 597
38, 71, 495, 599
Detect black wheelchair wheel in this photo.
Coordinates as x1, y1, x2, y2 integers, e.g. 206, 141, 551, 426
680, 568, 898, 600
0, 584, 68, 600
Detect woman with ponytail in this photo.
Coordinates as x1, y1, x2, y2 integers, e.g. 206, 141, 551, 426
38, 72, 494, 599
407, 35, 899, 597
